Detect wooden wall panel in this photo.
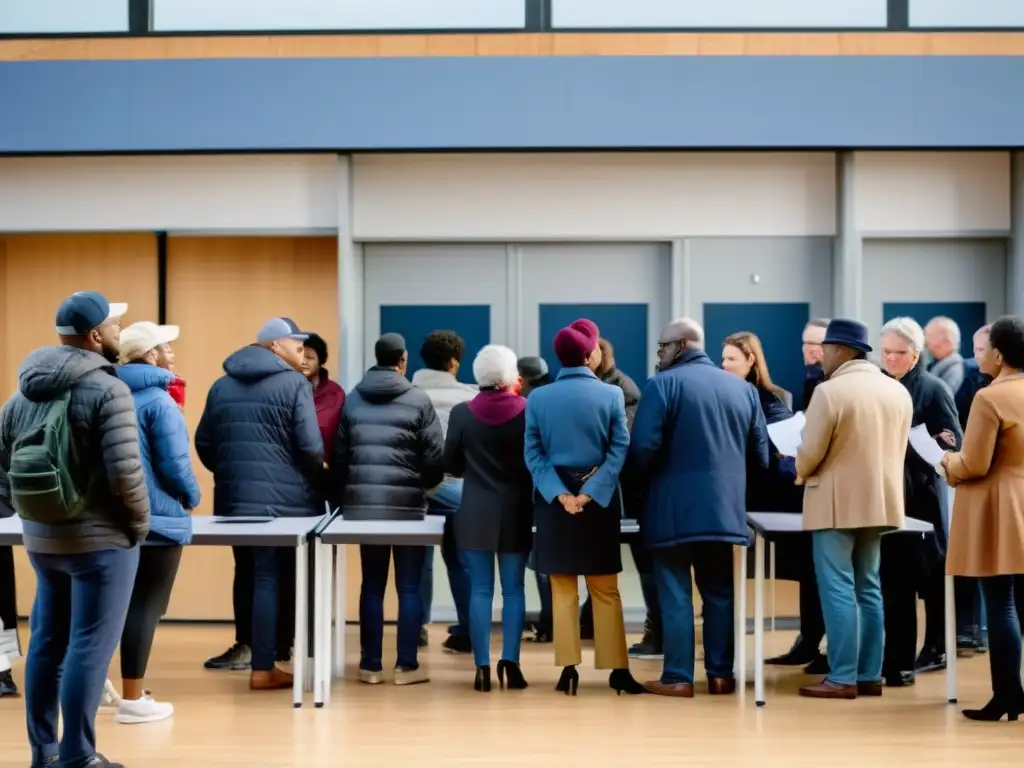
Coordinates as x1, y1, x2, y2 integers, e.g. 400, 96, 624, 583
3, 32, 1024, 61
0, 233, 158, 612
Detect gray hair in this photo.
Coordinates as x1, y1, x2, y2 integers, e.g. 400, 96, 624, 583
472, 344, 519, 388
664, 317, 705, 349
806, 318, 830, 330
926, 316, 961, 348
881, 316, 926, 352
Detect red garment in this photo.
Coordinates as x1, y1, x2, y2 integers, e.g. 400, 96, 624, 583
313, 372, 345, 459
167, 377, 186, 408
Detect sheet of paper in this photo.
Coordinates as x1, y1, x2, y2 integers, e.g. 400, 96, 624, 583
767, 412, 806, 457
909, 423, 945, 467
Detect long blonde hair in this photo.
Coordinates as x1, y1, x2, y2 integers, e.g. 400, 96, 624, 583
723, 331, 785, 397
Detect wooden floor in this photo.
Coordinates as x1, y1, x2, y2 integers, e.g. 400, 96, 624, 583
0, 623, 1021, 766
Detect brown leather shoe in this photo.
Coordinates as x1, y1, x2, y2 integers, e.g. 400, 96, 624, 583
799, 679, 857, 700
644, 680, 695, 697
708, 676, 736, 695
857, 681, 883, 697
250, 667, 293, 691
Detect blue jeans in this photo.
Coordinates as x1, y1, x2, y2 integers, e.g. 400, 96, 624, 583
653, 543, 734, 685
360, 544, 427, 671
813, 528, 884, 686
979, 575, 1024, 702
462, 550, 528, 667
422, 479, 470, 637
251, 546, 292, 671
26, 546, 139, 768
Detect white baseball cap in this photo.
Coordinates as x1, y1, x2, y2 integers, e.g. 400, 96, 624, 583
120, 321, 180, 362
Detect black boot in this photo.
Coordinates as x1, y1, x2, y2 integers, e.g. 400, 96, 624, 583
496, 659, 528, 690
474, 665, 491, 692
767, 634, 820, 666
962, 696, 1021, 722
608, 668, 648, 695
0, 669, 18, 697
555, 665, 579, 696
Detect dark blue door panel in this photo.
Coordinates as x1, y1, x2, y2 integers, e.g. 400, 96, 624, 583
882, 302, 987, 359
538, 303, 649, 388
379, 304, 490, 384
703, 302, 810, 407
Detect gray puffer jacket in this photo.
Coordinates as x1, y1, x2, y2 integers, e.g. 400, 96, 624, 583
0, 346, 150, 553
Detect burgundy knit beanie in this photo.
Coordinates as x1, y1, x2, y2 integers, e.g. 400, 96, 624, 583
553, 318, 600, 367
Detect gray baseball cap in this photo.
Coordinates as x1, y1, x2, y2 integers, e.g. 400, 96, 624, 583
257, 317, 309, 344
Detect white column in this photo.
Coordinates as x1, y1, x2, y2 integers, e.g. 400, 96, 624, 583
1008, 152, 1024, 315
833, 152, 863, 319
337, 155, 363, 391
670, 238, 692, 320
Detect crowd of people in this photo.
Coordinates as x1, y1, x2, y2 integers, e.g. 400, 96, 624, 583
0, 290, 1022, 767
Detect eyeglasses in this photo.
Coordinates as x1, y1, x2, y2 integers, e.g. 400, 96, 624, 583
657, 340, 680, 350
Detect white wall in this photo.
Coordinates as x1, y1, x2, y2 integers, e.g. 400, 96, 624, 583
352, 153, 837, 240
854, 152, 1011, 236
0, 155, 339, 233
0, 0, 127, 33
553, 0, 886, 28
910, 0, 1024, 28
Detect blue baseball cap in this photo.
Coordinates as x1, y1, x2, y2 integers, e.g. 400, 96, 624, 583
256, 317, 309, 344
55, 291, 128, 336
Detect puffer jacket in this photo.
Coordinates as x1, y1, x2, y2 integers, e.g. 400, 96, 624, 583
0, 346, 150, 553
195, 345, 324, 518
331, 367, 444, 520
117, 363, 201, 544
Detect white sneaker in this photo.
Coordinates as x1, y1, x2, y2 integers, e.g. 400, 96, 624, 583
115, 692, 174, 724
100, 679, 121, 708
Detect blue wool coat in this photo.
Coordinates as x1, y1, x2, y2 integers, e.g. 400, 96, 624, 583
629, 349, 770, 549
117, 363, 201, 544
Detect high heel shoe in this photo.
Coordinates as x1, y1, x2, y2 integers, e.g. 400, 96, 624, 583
555, 665, 579, 696
496, 660, 528, 690
474, 665, 491, 692
608, 668, 648, 695
962, 696, 1020, 722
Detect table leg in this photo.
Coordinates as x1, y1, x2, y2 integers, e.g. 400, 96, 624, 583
320, 537, 333, 706
769, 541, 776, 634
735, 543, 748, 693
313, 534, 326, 708
333, 544, 346, 680
944, 573, 957, 704
293, 538, 307, 708
754, 534, 765, 707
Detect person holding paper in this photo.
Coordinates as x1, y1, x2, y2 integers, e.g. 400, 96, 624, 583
794, 319, 913, 699
942, 315, 1024, 722
721, 331, 827, 673
878, 317, 962, 684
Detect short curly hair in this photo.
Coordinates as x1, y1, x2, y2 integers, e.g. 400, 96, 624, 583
988, 315, 1024, 370
420, 330, 466, 371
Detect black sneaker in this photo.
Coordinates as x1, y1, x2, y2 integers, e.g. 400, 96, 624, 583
418, 627, 429, 649
767, 634, 821, 666
441, 634, 472, 654
85, 755, 125, 767
628, 620, 663, 660
915, 645, 946, 673
32, 758, 59, 768
884, 670, 916, 687
0, 669, 18, 697
803, 654, 830, 675
204, 642, 252, 670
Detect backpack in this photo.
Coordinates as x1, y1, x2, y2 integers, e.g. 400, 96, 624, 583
8, 391, 84, 524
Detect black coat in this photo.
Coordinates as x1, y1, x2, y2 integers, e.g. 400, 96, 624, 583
600, 366, 641, 430
800, 363, 824, 412
331, 367, 444, 520
443, 394, 533, 553
196, 345, 324, 518
746, 388, 803, 515
954, 358, 992, 432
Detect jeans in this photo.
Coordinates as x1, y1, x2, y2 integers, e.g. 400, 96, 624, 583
26, 546, 139, 768
360, 544, 427, 671
422, 480, 470, 637
251, 547, 291, 672
978, 575, 1024, 702
653, 543, 734, 685
813, 528, 884, 686
462, 550, 528, 667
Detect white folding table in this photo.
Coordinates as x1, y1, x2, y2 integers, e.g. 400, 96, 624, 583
745, 512, 954, 706
0, 515, 22, 546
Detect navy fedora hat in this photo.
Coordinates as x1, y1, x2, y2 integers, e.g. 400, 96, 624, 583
822, 318, 873, 353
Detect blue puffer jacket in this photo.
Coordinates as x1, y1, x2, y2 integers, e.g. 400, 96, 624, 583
116, 363, 201, 544
195, 345, 324, 518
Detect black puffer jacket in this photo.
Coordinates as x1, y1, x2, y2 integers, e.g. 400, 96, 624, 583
331, 367, 444, 520
0, 346, 150, 553
195, 345, 324, 518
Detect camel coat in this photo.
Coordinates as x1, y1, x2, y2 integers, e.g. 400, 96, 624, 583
795, 360, 914, 532
944, 375, 1024, 577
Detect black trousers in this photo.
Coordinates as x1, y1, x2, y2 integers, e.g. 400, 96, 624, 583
232, 546, 315, 659
0, 545, 17, 630
881, 534, 926, 676
120, 545, 182, 679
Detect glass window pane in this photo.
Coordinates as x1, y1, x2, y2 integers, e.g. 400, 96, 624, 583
153, 0, 525, 32
910, 0, 1024, 28
0, 0, 128, 34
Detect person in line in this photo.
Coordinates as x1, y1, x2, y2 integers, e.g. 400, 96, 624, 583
301, 333, 346, 459
525, 319, 646, 695
518, 356, 554, 644
0, 524, 18, 697
953, 324, 993, 655
411, 331, 475, 653
332, 333, 444, 686
878, 317, 962, 684
113, 322, 201, 724
925, 316, 966, 394
196, 317, 325, 691
795, 319, 912, 699
443, 344, 532, 692
800, 318, 830, 411
942, 314, 1024, 722
630, 319, 768, 697
0, 291, 149, 768
722, 331, 827, 675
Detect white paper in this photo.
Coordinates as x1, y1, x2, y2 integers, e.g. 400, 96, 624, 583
909, 424, 945, 467
767, 412, 806, 457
